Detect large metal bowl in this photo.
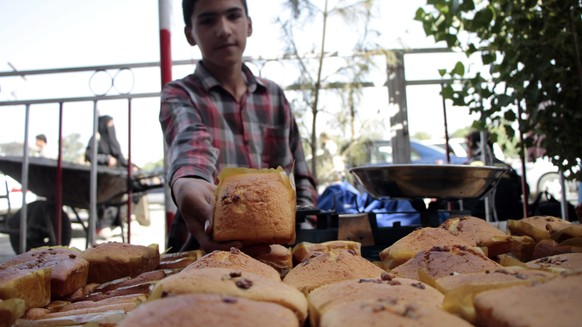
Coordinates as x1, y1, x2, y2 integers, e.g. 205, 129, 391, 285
349, 164, 509, 200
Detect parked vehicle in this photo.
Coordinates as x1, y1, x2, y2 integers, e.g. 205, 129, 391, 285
368, 139, 467, 165
0, 173, 37, 218
512, 157, 578, 204
420, 137, 505, 162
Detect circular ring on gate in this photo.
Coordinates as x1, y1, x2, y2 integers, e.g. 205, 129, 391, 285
112, 67, 135, 95
89, 69, 113, 96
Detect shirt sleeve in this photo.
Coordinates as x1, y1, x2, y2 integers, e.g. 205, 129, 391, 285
286, 102, 318, 207
159, 81, 220, 188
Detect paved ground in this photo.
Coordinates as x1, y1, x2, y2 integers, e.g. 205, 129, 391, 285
0, 202, 168, 263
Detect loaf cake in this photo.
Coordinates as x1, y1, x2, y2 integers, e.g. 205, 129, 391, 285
158, 249, 205, 270
183, 247, 281, 281
0, 265, 52, 310
0, 297, 25, 326
525, 252, 582, 273
307, 275, 444, 327
213, 167, 296, 245
434, 267, 556, 322
474, 271, 582, 326
2, 246, 89, 299
149, 267, 308, 324
547, 222, 582, 242
507, 215, 571, 242
440, 215, 512, 257
379, 227, 475, 270
530, 238, 581, 259
80, 242, 160, 284
242, 244, 293, 278
292, 240, 361, 265
283, 249, 386, 295
118, 293, 300, 327
508, 234, 538, 261
390, 245, 503, 281
319, 297, 473, 327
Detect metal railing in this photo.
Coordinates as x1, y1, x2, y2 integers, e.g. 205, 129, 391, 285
0, 62, 169, 253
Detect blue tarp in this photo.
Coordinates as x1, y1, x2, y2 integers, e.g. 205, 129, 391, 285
317, 181, 421, 227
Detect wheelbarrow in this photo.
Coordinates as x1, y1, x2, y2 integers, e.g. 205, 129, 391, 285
0, 155, 164, 254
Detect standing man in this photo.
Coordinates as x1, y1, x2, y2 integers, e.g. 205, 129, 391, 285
160, 0, 318, 252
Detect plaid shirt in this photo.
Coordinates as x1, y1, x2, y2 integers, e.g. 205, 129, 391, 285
160, 62, 318, 206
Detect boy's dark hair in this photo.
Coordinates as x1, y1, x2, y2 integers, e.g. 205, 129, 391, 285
36, 134, 47, 143
182, 0, 249, 27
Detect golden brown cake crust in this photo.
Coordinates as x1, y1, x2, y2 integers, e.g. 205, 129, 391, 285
0, 266, 52, 310
292, 240, 362, 265
308, 276, 444, 327
526, 252, 582, 273
440, 216, 512, 257
507, 216, 571, 242
213, 169, 296, 245
283, 249, 387, 295
379, 227, 474, 270
80, 242, 160, 284
242, 244, 293, 278
184, 247, 281, 281
149, 267, 308, 324
319, 297, 473, 327
2, 246, 89, 299
474, 272, 582, 327
390, 245, 503, 281
118, 293, 299, 327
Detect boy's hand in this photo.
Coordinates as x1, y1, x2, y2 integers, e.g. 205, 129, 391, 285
172, 177, 242, 252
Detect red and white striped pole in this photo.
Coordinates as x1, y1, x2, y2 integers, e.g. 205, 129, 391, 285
159, 0, 176, 244
159, 0, 173, 87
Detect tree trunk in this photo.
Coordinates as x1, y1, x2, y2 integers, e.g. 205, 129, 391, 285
310, 0, 329, 178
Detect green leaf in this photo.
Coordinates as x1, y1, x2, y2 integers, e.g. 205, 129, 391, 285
481, 52, 496, 65
451, 61, 465, 76
497, 94, 513, 107
441, 84, 455, 99
503, 110, 517, 121
473, 7, 493, 28
438, 68, 447, 77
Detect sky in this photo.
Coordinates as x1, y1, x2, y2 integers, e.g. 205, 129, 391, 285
0, 0, 479, 166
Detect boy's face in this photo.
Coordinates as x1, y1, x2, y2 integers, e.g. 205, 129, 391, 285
184, 0, 252, 68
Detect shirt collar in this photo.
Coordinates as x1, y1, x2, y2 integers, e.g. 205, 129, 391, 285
194, 61, 266, 94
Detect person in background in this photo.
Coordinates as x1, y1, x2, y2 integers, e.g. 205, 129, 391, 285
463, 130, 524, 221
84, 115, 150, 236
84, 115, 129, 168
160, 0, 317, 252
33, 134, 48, 157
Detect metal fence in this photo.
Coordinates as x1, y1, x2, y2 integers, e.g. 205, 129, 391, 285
0, 62, 170, 253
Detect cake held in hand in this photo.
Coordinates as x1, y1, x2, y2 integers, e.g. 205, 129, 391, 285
213, 167, 296, 245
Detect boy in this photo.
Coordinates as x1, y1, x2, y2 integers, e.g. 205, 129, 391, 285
160, 0, 318, 252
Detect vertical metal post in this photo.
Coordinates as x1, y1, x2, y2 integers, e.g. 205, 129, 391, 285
126, 98, 133, 243
159, 0, 175, 244
56, 102, 64, 245
19, 104, 31, 253
559, 173, 568, 220
480, 130, 493, 222
88, 101, 99, 246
